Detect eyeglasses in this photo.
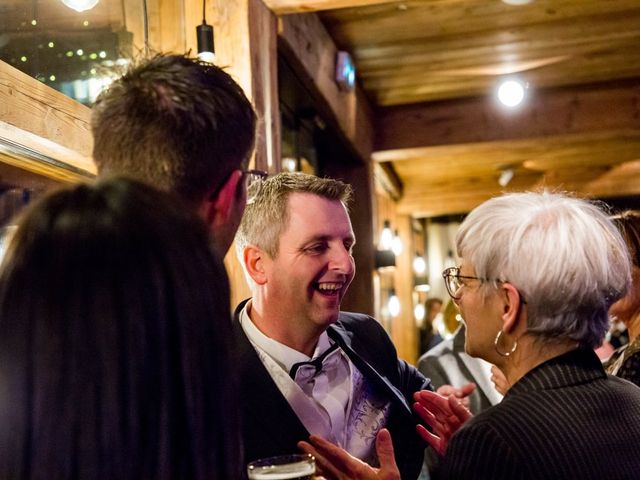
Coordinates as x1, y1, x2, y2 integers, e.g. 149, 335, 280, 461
242, 169, 268, 204
442, 266, 525, 303
442, 267, 487, 300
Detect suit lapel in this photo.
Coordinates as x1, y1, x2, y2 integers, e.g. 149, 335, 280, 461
328, 323, 413, 416
234, 302, 309, 453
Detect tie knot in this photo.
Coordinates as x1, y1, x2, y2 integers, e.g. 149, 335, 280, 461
289, 343, 341, 381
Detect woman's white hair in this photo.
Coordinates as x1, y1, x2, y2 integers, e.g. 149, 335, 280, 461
456, 191, 631, 348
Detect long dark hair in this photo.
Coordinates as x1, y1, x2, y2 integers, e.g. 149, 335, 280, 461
0, 177, 241, 479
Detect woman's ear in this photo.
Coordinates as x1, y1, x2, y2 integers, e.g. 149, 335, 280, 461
501, 283, 525, 334
243, 245, 268, 285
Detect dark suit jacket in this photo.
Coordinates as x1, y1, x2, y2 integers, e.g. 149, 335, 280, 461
234, 300, 431, 480
418, 325, 501, 415
436, 348, 640, 479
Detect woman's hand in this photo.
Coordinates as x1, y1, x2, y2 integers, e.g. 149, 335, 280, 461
297, 428, 400, 480
490, 365, 510, 396
413, 389, 472, 455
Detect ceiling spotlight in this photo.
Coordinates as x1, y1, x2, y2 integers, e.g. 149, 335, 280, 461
497, 79, 526, 107
61, 0, 99, 12
502, 0, 533, 4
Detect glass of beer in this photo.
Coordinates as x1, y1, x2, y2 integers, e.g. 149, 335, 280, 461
247, 453, 316, 480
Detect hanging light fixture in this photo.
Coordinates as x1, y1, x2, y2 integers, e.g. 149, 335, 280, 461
387, 289, 401, 318
391, 229, 403, 256
413, 252, 427, 275
197, 0, 215, 63
379, 220, 393, 251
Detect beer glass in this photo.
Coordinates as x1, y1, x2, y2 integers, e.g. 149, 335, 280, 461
247, 453, 315, 480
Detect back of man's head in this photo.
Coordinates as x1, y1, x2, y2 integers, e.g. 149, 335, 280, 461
91, 54, 257, 205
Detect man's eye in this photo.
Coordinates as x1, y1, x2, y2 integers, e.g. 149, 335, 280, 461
306, 244, 327, 253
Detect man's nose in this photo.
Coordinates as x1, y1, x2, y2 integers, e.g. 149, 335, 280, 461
330, 245, 354, 274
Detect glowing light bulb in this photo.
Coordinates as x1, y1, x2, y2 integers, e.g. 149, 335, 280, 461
413, 254, 427, 275
497, 79, 525, 107
379, 220, 393, 251
391, 230, 403, 256
61, 0, 99, 13
388, 292, 401, 318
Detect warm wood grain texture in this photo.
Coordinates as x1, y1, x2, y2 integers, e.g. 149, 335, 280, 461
390, 130, 640, 217
278, 12, 374, 163
206, 0, 282, 306
309, 0, 640, 218
0, 61, 95, 178
376, 80, 640, 151
264, 0, 392, 14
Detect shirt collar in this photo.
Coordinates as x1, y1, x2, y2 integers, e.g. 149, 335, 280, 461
239, 300, 332, 372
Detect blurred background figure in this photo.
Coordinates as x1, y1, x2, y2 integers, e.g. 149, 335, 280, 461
418, 297, 443, 355
606, 210, 640, 387
0, 178, 240, 479
419, 323, 502, 415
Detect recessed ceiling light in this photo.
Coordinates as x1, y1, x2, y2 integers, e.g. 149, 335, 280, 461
497, 79, 526, 107
502, 0, 533, 5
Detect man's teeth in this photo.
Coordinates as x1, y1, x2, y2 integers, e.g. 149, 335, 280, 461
317, 283, 341, 291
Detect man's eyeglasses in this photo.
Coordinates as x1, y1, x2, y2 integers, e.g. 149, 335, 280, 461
243, 169, 268, 204
442, 266, 486, 300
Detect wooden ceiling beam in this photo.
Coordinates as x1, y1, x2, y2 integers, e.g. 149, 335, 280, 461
263, 0, 395, 15
374, 80, 640, 152
278, 12, 374, 162
396, 159, 640, 218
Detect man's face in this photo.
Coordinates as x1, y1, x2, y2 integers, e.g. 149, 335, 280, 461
262, 192, 356, 332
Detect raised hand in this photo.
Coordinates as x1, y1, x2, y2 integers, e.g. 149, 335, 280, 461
413, 389, 472, 455
436, 382, 476, 409
297, 429, 400, 480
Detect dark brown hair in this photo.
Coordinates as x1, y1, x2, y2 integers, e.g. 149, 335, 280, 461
0, 177, 241, 479
92, 54, 257, 205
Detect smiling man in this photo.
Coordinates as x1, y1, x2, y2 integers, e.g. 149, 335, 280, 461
234, 172, 432, 479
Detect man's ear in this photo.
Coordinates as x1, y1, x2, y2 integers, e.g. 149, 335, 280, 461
244, 245, 268, 285
201, 170, 244, 228
501, 283, 525, 334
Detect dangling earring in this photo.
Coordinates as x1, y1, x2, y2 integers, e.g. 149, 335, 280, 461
494, 330, 517, 357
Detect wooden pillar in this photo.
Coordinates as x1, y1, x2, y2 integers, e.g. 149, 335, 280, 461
184, 0, 280, 307
392, 214, 417, 363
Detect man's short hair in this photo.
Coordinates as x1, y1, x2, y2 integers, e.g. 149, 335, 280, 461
236, 172, 352, 258
91, 54, 257, 205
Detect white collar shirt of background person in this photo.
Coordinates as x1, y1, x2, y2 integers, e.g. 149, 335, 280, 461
240, 301, 353, 448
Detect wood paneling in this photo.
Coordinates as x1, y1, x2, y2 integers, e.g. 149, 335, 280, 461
376, 80, 640, 151
310, 0, 640, 219
0, 61, 95, 179
278, 12, 374, 163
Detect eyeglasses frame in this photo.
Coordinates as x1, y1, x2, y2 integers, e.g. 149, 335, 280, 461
442, 266, 526, 304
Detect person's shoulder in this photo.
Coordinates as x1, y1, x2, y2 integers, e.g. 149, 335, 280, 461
336, 311, 382, 330
418, 336, 454, 362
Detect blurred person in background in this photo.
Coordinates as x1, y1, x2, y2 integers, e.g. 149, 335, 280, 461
0, 178, 241, 479
606, 210, 640, 387
418, 297, 443, 355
